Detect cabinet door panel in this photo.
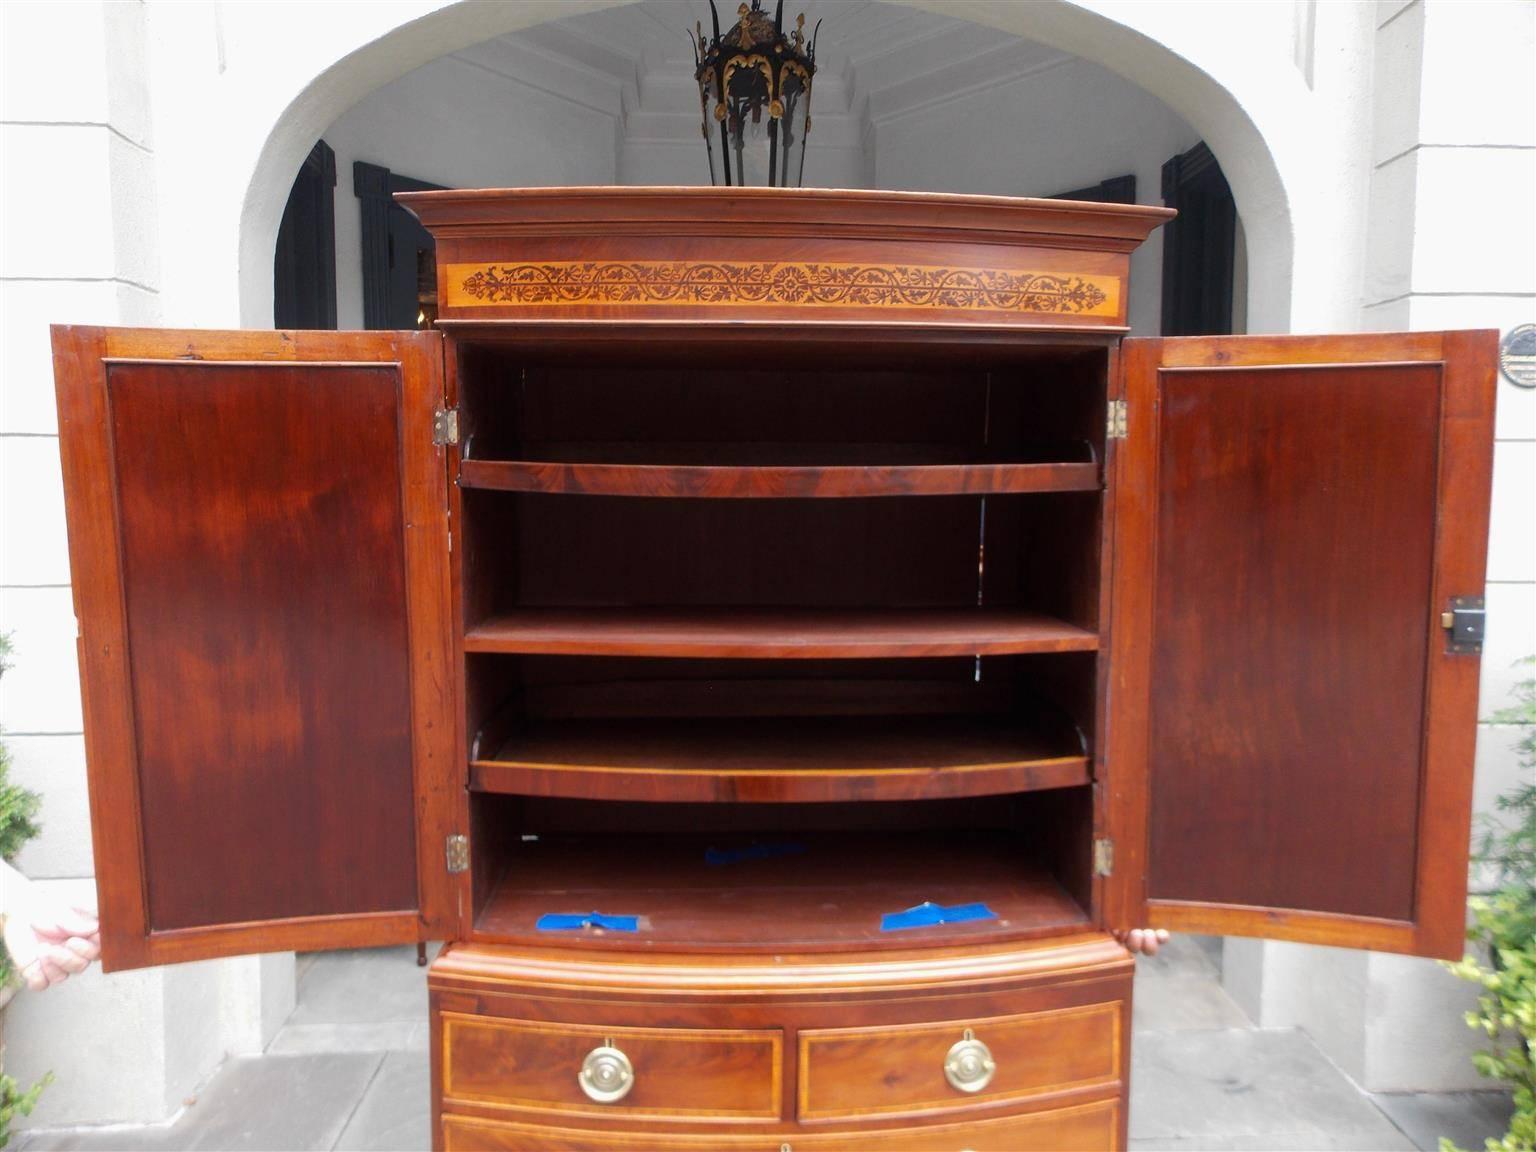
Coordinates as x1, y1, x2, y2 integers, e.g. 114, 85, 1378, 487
53, 328, 458, 970
1108, 332, 1496, 959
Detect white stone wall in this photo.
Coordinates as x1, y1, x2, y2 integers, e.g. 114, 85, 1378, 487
0, 0, 295, 1126
0, 0, 1531, 1125
1376, 0, 1536, 904
1222, 0, 1536, 1094
319, 16, 1199, 334
323, 43, 621, 330
872, 55, 1201, 334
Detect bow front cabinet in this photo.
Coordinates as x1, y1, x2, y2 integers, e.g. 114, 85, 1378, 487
51, 189, 1496, 1151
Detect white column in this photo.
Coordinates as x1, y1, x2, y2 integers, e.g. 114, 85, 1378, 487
1224, 0, 1536, 1093
0, 1, 293, 1126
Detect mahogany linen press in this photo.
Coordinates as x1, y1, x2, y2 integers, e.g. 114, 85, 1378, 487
51, 188, 1497, 1151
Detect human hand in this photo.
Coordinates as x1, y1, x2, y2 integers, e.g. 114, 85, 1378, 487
1, 862, 101, 992
1115, 927, 1170, 956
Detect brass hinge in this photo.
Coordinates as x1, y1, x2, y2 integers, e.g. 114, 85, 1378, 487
1093, 838, 1114, 877
1441, 595, 1486, 654
433, 408, 460, 447
445, 834, 469, 873
1106, 399, 1127, 440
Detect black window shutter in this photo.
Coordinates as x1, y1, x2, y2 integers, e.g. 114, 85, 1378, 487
1047, 174, 1137, 205
273, 140, 338, 330
354, 161, 447, 330
1160, 142, 1237, 337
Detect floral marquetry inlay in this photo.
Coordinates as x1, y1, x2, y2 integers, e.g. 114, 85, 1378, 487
444, 261, 1120, 318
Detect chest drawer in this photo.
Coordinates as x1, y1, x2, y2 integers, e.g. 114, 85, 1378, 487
442, 1098, 1119, 1150
440, 1013, 782, 1121
798, 1001, 1121, 1121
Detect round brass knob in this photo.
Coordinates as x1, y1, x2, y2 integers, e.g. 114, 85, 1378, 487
944, 1029, 996, 1094
578, 1042, 634, 1104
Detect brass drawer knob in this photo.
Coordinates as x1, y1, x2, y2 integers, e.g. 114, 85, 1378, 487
944, 1028, 996, 1094
578, 1041, 634, 1104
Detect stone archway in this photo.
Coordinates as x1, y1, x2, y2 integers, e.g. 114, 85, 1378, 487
235, 0, 1310, 332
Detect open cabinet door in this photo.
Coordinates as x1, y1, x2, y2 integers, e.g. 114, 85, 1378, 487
1106, 332, 1496, 959
52, 328, 459, 971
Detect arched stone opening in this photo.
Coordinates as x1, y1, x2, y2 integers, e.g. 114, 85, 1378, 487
235, 0, 1302, 332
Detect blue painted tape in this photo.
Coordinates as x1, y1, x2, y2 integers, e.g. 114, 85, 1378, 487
535, 912, 640, 933
880, 901, 997, 932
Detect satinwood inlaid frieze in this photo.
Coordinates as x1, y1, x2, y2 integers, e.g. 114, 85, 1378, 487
446, 260, 1119, 317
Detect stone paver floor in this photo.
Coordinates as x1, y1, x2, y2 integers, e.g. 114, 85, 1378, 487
20, 936, 1513, 1151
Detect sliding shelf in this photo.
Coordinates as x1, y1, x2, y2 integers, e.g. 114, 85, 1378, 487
463, 607, 1100, 659
459, 458, 1100, 499
471, 713, 1089, 804
473, 831, 1090, 952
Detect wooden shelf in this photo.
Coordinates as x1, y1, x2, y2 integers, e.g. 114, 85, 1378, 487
472, 832, 1090, 952
463, 608, 1100, 659
471, 713, 1088, 804
459, 459, 1099, 499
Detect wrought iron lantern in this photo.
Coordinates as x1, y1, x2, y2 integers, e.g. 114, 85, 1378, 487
691, 0, 819, 187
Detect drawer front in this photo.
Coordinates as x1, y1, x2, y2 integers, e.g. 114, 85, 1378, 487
441, 1012, 782, 1121
443, 1098, 1120, 1151
799, 1001, 1121, 1121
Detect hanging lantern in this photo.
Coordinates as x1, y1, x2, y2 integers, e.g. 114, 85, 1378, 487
691, 0, 819, 187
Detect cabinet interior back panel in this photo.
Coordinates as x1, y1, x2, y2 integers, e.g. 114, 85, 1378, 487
107, 363, 419, 931
512, 495, 987, 608
1146, 363, 1440, 921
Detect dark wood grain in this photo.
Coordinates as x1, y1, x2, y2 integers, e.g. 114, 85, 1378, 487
455, 351, 1105, 630
441, 334, 479, 947
459, 459, 1099, 499
1108, 332, 1497, 958
500, 495, 996, 612
798, 1002, 1119, 1121
459, 354, 1100, 476
49, 188, 1504, 1151
1091, 338, 1123, 950
472, 832, 1090, 952
397, 333, 464, 946
430, 930, 1133, 997
428, 932, 1130, 1150
465, 661, 1097, 808
112, 359, 417, 929
464, 608, 1099, 659
471, 713, 1088, 804
51, 326, 456, 969
473, 359, 1082, 458
401, 187, 1170, 331
1100, 338, 1156, 941
400, 185, 1172, 247
1411, 329, 1498, 959
510, 670, 1023, 721
442, 1013, 781, 1121
513, 794, 1032, 839
1149, 360, 1439, 920
437, 321, 1126, 360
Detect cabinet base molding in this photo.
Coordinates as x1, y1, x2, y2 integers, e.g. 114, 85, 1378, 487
429, 933, 1133, 1151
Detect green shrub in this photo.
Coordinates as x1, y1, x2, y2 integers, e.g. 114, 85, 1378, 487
0, 632, 49, 1148
0, 1071, 51, 1148
1443, 657, 1536, 1152
0, 632, 43, 989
